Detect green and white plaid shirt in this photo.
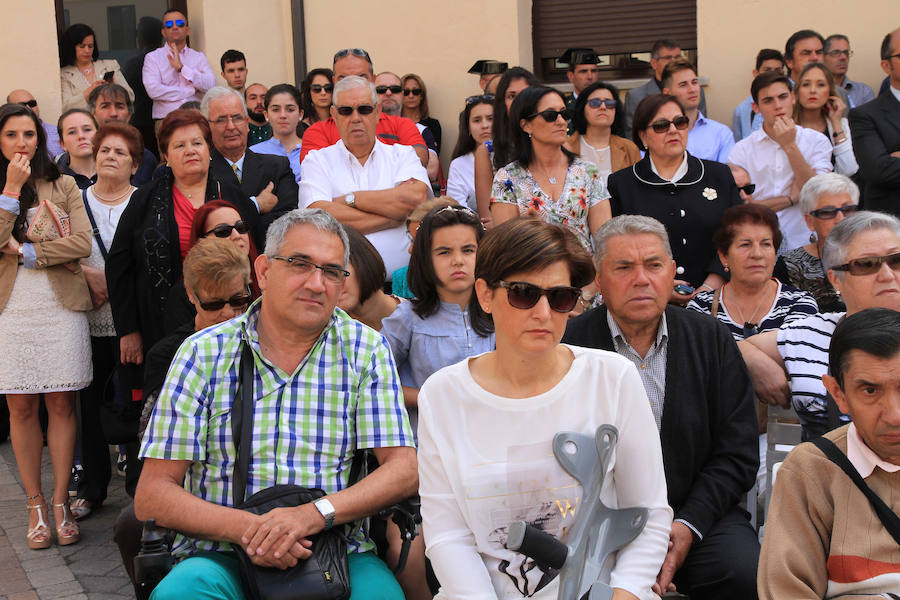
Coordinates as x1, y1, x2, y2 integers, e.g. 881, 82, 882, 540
140, 299, 414, 558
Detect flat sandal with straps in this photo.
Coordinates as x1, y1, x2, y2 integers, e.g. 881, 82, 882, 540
26, 493, 52, 550
52, 499, 80, 546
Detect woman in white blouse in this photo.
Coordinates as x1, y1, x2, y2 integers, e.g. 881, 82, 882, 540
446, 95, 494, 213
59, 24, 134, 112
418, 218, 672, 600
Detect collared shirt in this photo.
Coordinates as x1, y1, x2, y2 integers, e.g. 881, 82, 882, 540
840, 76, 875, 108
727, 126, 833, 250
248, 121, 273, 146
686, 112, 735, 163
43, 120, 63, 159
607, 311, 668, 430
298, 139, 432, 275
140, 299, 414, 558
142, 45, 216, 119
891, 84, 900, 104
847, 423, 900, 479
649, 152, 689, 183
250, 137, 302, 184
730, 96, 763, 143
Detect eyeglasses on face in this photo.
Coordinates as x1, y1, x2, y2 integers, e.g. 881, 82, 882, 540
808, 204, 859, 220
738, 183, 756, 195
164, 19, 186, 28
831, 252, 900, 276
497, 280, 581, 313
825, 49, 853, 58
210, 113, 247, 126
310, 84, 334, 94
587, 98, 616, 109
333, 48, 371, 63
197, 285, 252, 311
526, 108, 574, 123
270, 255, 350, 283
202, 220, 250, 238
375, 85, 402, 95
466, 94, 494, 105
648, 115, 690, 133
402, 88, 423, 96
335, 104, 375, 116
18, 100, 38, 108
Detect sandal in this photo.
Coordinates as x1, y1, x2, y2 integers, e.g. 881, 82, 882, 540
26, 494, 52, 550
70, 498, 99, 521
52, 499, 80, 546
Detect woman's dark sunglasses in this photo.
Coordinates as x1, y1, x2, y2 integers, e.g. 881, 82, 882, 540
649, 115, 690, 133
335, 104, 375, 116
403, 88, 423, 96
809, 204, 859, 220
526, 108, 574, 123
18, 100, 38, 108
831, 252, 900, 276
587, 98, 617, 109
466, 94, 494, 105
738, 183, 756, 195
375, 85, 402, 94
198, 286, 252, 311
203, 221, 250, 238
498, 281, 581, 313
310, 84, 334, 93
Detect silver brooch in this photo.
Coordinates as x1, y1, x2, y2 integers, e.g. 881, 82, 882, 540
702, 187, 717, 201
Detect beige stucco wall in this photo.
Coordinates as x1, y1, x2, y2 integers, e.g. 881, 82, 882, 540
303, 0, 534, 166
698, 1, 893, 125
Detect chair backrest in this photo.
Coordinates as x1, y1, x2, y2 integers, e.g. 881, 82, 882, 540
764, 404, 803, 519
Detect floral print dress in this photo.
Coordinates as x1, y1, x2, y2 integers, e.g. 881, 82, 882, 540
490, 157, 609, 250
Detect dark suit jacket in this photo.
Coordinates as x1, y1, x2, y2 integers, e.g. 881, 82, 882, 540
849, 91, 900, 216
209, 148, 299, 235
561, 305, 758, 538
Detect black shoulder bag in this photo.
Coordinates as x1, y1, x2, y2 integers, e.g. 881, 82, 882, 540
810, 436, 900, 547
231, 343, 354, 600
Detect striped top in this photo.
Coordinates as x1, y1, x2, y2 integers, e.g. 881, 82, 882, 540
776, 312, 848, 437
687, 280, 819, 341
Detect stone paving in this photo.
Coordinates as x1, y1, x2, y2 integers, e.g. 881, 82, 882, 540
0, 441, 134, 600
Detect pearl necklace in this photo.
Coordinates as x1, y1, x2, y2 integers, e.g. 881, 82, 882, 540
92, 185, 134, 204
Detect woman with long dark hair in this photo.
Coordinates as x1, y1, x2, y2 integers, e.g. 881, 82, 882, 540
401, 73, 442, 153
0, 103, 93, 549
446, 95, 493, 212
59, 23, 134, 112
300, 68, 334, 127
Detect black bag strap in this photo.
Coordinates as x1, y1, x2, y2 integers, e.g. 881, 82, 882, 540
81, 187, 108, 260
810, 436, 900, 547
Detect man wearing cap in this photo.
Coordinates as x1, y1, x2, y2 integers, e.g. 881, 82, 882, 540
469, 60, 508, 91
562, 48, 601, 109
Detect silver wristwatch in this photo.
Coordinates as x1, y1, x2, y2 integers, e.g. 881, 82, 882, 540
344, 192, 356, 208
314, 497, 336, 530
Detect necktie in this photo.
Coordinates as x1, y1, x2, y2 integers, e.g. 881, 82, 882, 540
232, 163, 241, 183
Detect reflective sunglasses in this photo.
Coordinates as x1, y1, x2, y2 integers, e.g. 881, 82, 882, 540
497, 281, 581, 313
466, 94, 494, 105
310, 84, 334, 94
270, 255, 350, 283
526, 108, 574, 123
738, 183, 756, 195
402, 88, 423, 96
831, 252, 900, 276
18, 100, 38, 108
587, 98, 617, 109
809, 204, 859, 220
164, 19, 186, 28
335, 104, 375, 116
202, 221, 250, 239
648, 115, 690, 133
197, 286, 252, 311
375, 85, 402, 94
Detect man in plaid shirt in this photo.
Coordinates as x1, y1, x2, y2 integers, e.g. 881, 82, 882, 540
135, 209, 416, 599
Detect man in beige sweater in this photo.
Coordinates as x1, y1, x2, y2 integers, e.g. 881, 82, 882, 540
759, 307, 900, 599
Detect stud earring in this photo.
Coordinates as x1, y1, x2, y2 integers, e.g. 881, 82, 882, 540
809, 232, 817, 244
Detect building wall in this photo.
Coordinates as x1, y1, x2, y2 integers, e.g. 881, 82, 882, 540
303, 0, 533, 166
698, 1, 892, 126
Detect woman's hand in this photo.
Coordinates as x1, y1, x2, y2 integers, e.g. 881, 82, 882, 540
120, 331, 143, 365
5, 152, 31, 192
82, 80, 104, 102
82, 265, 109, 309
825, 95, 847, 124
1, 238, 20, 255
668, 279, 696, 306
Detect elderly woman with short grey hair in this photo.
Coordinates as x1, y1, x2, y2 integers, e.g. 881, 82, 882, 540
773, 173, 860, 312
740, 211, 900, 440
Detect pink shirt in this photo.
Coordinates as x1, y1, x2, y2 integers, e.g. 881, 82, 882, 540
142, 45, 216, 119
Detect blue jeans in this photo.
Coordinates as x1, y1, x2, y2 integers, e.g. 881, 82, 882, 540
150, 550, 404, 600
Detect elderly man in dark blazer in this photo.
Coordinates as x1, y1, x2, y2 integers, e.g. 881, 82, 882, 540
850, 28, 900, 217
201, 86, 299, 236
562, 215, 759, 600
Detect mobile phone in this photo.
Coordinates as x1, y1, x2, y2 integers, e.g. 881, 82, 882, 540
103, 71, 114, 82
674, 283, 695, 295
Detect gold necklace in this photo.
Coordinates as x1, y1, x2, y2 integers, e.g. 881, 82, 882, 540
725, 279, 772, 326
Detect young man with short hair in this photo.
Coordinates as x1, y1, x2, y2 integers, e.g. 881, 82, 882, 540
731, 49, 785, 142
220, 49, 248, 93
661, 59, 733, 162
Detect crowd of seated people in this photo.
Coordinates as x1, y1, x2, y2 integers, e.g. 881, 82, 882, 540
2, 10, 900, 600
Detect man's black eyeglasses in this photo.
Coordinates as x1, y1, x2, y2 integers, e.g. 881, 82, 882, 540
831, 252, 900, 276
587, 98, 617, 109
271, 255, 350, 283
197, 285, 252, 311
809, 205, 859, 220
311, 84, 334, 94
466, 94, 494, 105
738, 183, 756, 195
649, 116, 690, 133
164, 19, 186, 28
497, 281, 581, 313
18, 100, 37, 108
376, 85, 402, 95
403, 88, 423, 96
335, 104, 375, 117
525, 108, 574, 123
202, 221, 250, 239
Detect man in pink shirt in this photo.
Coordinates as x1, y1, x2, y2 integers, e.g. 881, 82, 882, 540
142, 9, 216, 120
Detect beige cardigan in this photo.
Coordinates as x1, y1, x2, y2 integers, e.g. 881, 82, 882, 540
60, 59, 135, 112
565, 133, 642, 175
